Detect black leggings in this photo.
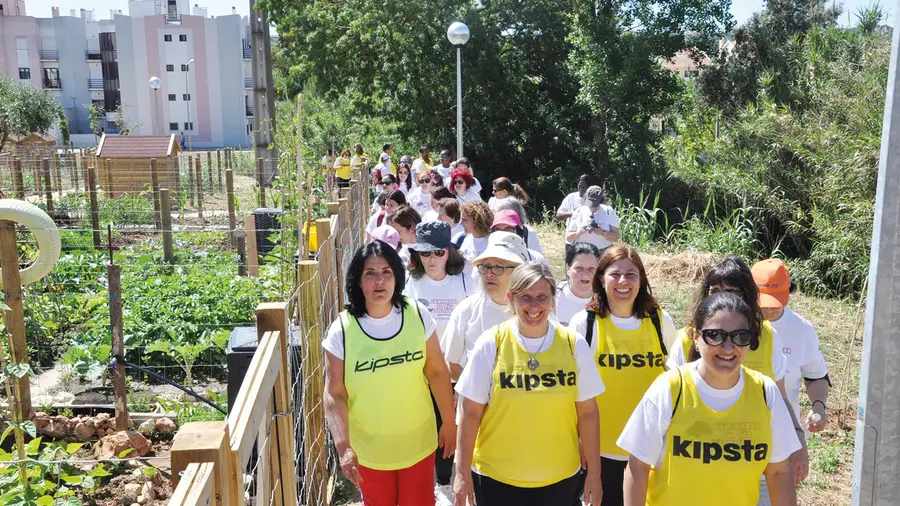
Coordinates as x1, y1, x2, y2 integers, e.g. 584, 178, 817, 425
571, 457, 628, 506
473, 471, 580, 506
432, 391, 454, 485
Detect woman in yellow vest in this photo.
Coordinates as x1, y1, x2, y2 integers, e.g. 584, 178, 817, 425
454, 262, 605, 506
618, 292, 800, 506
333, 148, 353, 188
665, 256, 809, 488
567, 244, 677, 506
323, 240, 457, 505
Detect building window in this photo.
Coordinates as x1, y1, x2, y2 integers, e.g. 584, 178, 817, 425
166, 64, 174, 71
184, 122, 193, 131
179, 34, 187, 42
168, 94, 176, 101
18, 68, 30, 79
181, 64, 188, 71
164, 34, 172, 42
169, 122, 179, 131
183, 93, 191, 101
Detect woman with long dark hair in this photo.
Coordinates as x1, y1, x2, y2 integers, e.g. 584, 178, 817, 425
396, 159, 414, 196
619, 292, 800, 506
567, 245, 676, 506
323, 240, 456, 505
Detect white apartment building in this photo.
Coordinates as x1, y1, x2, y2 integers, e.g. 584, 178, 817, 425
0, 0, 254, 148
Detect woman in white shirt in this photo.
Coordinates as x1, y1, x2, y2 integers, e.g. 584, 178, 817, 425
365, 190, 406, 240
454, 262, 604, 506
488, 177, 531, 213
494, 196, 543, 255
555, 242, 601, 326
422, 187, 454, 223
407, 172, 435, 216
386, 205, 421, 267
396, 159, 413, 196
435, 197, 466, 243
457, 200, 494, 277
565, 185, 620, 250
618, 292, 800, 506
451, 168, 483, 203
321, 240, 456, 504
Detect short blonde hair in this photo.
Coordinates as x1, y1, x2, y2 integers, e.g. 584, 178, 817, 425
507, 262, 557, 316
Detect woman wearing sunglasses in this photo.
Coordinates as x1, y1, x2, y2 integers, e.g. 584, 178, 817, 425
567, 245, 676, 506
666, 256, 809, 495
618, 292, 800, 506
323, 241, 457, 506
408, 172, 435, 216
451, 168, 483, 203
488, 177, 531, 213
403, 221, 475, 496
396, 160, 414, 196
454, 262, 605, 506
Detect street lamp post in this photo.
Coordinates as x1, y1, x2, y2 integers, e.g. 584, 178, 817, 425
149, 76, 161, 135
184, 59, 194, 150
447, 22, 470, 159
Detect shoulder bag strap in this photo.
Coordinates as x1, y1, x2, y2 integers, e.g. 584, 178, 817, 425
585, 310, 597, 347
649, 309, 667, 355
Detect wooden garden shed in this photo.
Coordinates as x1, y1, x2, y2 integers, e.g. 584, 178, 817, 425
96, 134, 181, 198
3, 132, 58, 158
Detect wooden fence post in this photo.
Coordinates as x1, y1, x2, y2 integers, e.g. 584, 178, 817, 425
52, 154, 62, 195
12, 158, 24, 200
336, 198, 351, 308
87, 164, 102, 249
173, 155, 182, 200
168, 462, 216, 506
245, 215, 258, 277
42, 158, 54, 211
226, 170, 237, 250
195, 157, 204, 221
256, 158, 266, 208
297, 261, 326, 506
150, 158, 162, 230
104, 158, 113, 198
255, 303, 299, 506
160, 189, 174, 262
206, 151, 213, 192
108, 263, 130, 431
188, 155, 195, 207
33, 154, 42, 194
0, 221, 34, 418
216, 150, 223, 191
315, 218, 337, 313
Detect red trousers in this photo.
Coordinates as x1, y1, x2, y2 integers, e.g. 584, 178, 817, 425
358, 453, 435, 506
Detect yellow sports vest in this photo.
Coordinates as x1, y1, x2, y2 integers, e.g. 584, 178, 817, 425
341, 302, 436, 470
677, 321, 776, 380
473, 322, 580, 487
336, 157, 352, 180
647, 365, 771, 506
593, 310, 666, 456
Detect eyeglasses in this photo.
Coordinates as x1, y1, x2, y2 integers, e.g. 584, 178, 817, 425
477, 264, 517, 276
453, 180, 466, 186
418, 178, 431, 184
419, 249, 447, 258
699, 328, 754, 347
605, 272, 639, 281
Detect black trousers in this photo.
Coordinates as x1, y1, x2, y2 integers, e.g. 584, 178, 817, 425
432, 391, 454, 485
571, 457, 628, 506
473, 471, 581, 506
336, 177, 351, 188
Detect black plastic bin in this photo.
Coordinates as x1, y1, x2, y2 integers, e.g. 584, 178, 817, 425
251, 208, 284, 262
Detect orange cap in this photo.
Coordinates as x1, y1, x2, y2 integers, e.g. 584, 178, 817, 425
752, 259, 790, 308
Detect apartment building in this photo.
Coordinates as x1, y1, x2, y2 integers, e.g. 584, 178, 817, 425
0, 0, 254, 148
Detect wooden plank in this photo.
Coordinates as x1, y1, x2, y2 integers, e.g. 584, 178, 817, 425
150, 159, 162, 230
298, 261, 325, 506
244, 215, 259, 277
257, 158, 266, 208
0, 221, 32, 418
160, 189, 174, 262
108, 264, 129, 431
87, 165, 102, 249
195, 157, 204, 221
170, 421, 236, 506
226, 170, 236, 251
12, 158, 24, 199
256, 397, 273, 506
169, 462, 215, 506
227, 330, 281, 468
42, 158, 53, 211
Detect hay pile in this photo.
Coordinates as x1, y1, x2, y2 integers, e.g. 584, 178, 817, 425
641, 250, 722, 284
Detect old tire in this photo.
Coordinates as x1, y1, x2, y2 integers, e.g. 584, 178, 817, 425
0, 199, 61, 285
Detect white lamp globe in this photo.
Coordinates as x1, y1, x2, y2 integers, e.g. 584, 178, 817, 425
149, 76, 161, 90
447, 22, 470, 46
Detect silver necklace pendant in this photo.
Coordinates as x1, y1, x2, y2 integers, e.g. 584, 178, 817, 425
527, 356, 540, 371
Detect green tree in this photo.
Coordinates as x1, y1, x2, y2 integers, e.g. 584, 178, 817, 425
0, 76, 59, 152
56, 105, 70, 148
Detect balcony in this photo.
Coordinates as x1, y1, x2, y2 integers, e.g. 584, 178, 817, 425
243, 46, 251, 59
246, 106, 254, 117
244, 78, 253, 88
165, 15, 182, 24
39, 50, 59, 60
86, 49, 102, 60
43, 78, 61, 89
88, 79, 104, 89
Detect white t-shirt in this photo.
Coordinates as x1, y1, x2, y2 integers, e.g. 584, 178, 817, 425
396, 182, 411, 196
526, 226, 543, 255
455, 321, 606, 406
407, 188, 432, 216
617, 362, 802, 467
558, 191, 583, 232
365, 212, 386, 236
403, 273, 475, 338
525, 248, 550, 268
412, 158, 431, 176
567, 309, 678, 352
770, 308, 830, 421
566, 205, 620, 250
441, 293, 512, 369
456, 188, 483, 204
666, 327, 788, 381
323, 301, 438, 360
421, 209, 440, 223
434, 164, 452, 181
555, 284, 592, 326
487, 197, 503, 213
459, 235, 490, 276
398, 245, 411, 266
450, 224, 465, 242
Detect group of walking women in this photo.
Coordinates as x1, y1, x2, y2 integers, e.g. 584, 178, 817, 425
322, 161, 831, 506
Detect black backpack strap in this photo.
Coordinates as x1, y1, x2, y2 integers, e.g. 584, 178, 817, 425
649, 309, 667, 355
461, 274, 467, 293
585, 310, 597, 347
672, 367, 683, 419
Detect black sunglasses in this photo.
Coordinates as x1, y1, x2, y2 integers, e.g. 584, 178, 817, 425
699, 328, 754, 347
453, 180, 466, 185
418, 178, 431, 184
419, 249, 447, 258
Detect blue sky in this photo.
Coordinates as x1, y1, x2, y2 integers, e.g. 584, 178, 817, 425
22, 0, 895, 27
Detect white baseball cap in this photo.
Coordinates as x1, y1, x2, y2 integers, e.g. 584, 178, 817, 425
473, 231, 528, 266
